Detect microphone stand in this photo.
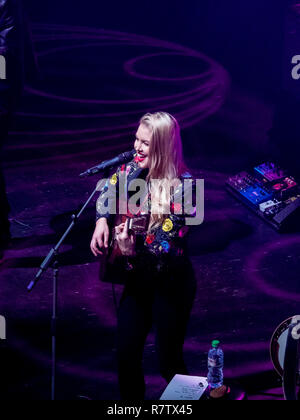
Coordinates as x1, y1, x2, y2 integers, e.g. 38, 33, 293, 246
27, 168, 110, 400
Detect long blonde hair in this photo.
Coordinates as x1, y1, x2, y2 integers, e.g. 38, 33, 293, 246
139, 112, 187, 230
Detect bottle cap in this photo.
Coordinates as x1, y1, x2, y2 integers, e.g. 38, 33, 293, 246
212, 340, 220, 348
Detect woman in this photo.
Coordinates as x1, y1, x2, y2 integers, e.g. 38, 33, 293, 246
91, 112, 197, 400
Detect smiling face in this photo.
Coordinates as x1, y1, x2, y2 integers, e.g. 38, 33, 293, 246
134, 123, 152, 169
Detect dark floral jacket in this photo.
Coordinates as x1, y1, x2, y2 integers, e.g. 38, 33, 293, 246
96, 156, 196, 267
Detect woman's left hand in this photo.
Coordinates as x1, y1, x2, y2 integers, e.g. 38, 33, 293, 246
115, 221, 136, 256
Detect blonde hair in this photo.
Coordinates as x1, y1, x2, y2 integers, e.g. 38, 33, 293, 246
139, 112, 187, 230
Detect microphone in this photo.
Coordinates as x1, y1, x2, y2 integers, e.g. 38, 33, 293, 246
80, 149, 136, 177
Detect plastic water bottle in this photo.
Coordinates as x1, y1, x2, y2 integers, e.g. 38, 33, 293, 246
207, 340, 224, 389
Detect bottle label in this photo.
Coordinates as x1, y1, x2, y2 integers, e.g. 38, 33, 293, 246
208, 357, 217, 367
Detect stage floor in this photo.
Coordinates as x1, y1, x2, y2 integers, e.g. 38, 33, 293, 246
0, 23, 299, 401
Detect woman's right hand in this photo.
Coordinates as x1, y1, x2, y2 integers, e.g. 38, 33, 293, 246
90, 218, 110, 256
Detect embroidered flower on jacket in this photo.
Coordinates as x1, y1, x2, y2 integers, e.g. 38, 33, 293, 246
171, 202, 182, 214
146, 234, 155, 244
179, 226, 189, 237
110, 173, 118, 185
160, 240, 170, 252
162, 218, 173, 232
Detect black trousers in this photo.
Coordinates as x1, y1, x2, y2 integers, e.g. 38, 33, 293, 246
116, 257, 197, 400
0, 114, 10, 244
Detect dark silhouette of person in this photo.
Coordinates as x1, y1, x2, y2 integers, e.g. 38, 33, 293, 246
0, 0, 37, 259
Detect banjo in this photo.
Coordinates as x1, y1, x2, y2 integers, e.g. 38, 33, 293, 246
270, 315, 300, 400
